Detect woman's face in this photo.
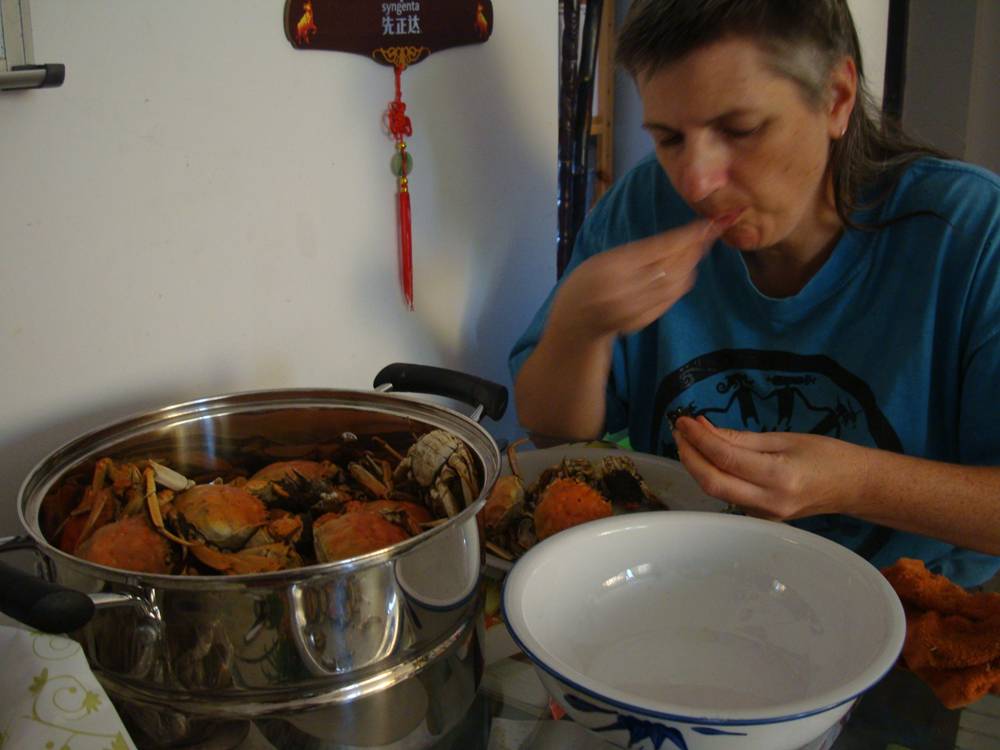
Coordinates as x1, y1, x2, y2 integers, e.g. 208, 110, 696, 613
637, 37, 853, 254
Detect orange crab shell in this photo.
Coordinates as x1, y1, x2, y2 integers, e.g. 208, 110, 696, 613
313, 510, 411, 563
76, 515, 173, 574
532, 478, 612, 541
57, 487, 116, 553
481, 475, 526, 535
174, 483, 268, 550
247, 459, 335, 485
345, 499, 433, 536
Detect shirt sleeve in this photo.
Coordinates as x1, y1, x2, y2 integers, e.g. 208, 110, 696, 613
959, 205, 1000, 465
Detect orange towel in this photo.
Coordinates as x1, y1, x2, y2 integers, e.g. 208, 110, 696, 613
882, 558, 1000, 709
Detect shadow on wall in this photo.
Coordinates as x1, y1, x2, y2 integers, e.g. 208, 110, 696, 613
411, 36, 556, 444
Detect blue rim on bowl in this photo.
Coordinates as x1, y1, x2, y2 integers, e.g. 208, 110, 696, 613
501, 511, 906, 727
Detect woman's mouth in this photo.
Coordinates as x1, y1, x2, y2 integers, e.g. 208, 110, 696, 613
709, 209, 745, 229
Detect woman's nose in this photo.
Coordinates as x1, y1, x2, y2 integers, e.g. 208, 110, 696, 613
675, 138, 728, 204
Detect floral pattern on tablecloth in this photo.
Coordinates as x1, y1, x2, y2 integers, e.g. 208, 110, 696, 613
0, 626, 136, 750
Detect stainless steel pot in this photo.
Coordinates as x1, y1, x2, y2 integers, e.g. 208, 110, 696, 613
0, 364, 506, 749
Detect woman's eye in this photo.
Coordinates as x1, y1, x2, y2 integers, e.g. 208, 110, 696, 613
723, 124, 763, 139
656, 134, 682, 148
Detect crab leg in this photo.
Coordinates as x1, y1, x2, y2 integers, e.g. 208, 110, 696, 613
189, 543, 284, 574
143, 467, 196, 547
349, 462, 390, 498
74, 458, 116, 551
506, 438, 530, 479
149, 460, 196, 492
485, 540, 514, 561
373, 435, 404, 463
376, 457, 394, 493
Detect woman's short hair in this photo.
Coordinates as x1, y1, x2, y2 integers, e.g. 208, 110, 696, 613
617, 0, 944, 227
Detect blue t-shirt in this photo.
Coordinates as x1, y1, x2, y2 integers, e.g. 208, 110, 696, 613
510, 156, 1000, 587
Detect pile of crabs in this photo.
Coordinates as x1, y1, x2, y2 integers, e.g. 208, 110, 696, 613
480, 441, 664, 563
46, 429, 481, 575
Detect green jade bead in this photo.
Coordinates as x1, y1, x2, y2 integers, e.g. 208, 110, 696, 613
390, 150, 414, 177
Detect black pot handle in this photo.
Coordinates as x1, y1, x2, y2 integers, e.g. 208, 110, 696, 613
0, 560, 95, 633
373, 363, 508, 422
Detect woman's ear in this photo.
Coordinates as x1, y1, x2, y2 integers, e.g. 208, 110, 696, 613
828, 56, 858, 138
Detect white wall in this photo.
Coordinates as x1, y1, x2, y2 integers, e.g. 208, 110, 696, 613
613, 0, 890, 179
0, 1, 557, 540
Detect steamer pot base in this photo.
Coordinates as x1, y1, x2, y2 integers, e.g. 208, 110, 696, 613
105, 622, 484, 750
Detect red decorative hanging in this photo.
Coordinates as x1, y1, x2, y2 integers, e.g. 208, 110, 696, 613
387, 64, 414, 308
283, 0, 494, 310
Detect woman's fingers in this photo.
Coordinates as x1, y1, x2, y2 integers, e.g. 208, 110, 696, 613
559, 217, 720, 339
630, 218, 719, 271
673, 417, 853, 520
606, 264, 699, 333
673, 430, 779, 516
681, 415, 792, 452
674, 417, 771, 475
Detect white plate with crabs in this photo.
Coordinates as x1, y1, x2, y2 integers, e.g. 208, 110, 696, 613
483, 442, 729, 573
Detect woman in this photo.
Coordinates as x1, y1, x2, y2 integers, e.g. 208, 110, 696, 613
510, 0, 1000, 586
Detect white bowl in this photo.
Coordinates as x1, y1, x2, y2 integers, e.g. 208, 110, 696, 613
502, 512, 905, 750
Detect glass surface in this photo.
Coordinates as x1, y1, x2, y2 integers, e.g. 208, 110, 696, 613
151, 620, 1000, 748
475, 652, 971, 750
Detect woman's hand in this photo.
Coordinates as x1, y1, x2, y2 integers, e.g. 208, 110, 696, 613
514, 218, 730, 443
673, 415, 1000, 556
672, 415, 870, 520
547, 218, 728, 344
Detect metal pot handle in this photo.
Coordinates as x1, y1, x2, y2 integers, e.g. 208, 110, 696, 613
0, 559, 95, 633
373, 363, 508, 423
0, 537, 142, 634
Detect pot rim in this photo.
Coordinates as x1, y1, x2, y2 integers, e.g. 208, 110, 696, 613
17, 386, 500, 589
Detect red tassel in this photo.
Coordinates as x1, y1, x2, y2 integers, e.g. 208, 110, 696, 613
388, 65, 414, 310
398, 186, 413, 310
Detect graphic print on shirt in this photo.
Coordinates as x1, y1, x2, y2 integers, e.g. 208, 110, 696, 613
650, 349, 902, 458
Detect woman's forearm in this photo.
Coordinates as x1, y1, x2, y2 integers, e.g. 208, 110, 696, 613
514, 328, 615, 443
850, 449, 1000, 556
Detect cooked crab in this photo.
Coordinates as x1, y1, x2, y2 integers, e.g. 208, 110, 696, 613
393, 430, 480, 517
533, 478, 612, 541
171, 482, 268, 550
313, 510, 410, 563
244, 459, 341, 510
529, 457, 598, 498
345, 499, 433, 536
598, 455, 663, 509
76, 514, 174, 574
56, 457, 182, 553
482, 438, 529, 539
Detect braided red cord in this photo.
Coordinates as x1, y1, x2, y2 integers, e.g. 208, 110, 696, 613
388, 66, 412, 138
388, 65, 414, 309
